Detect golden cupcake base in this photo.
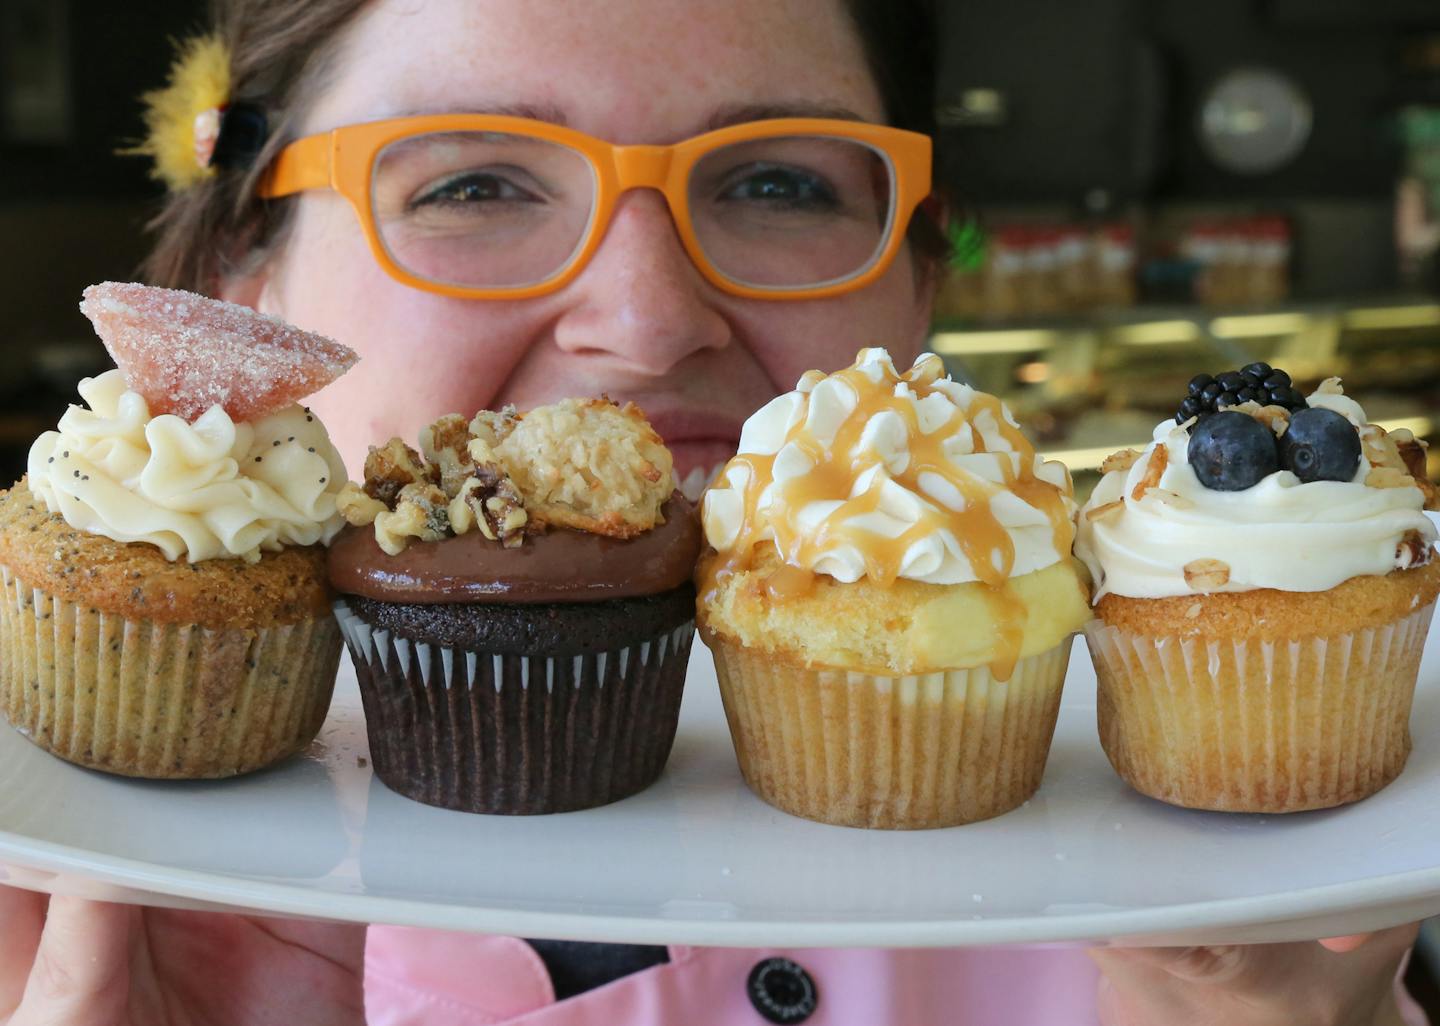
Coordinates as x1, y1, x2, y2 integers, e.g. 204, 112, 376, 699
1085, 601, 1436, 813
0, 566, 341, 778
706, 630, 1072, 829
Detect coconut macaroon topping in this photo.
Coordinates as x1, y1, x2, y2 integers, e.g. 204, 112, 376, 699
338, 397, 676, 555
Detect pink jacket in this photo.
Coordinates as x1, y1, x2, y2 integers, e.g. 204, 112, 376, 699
365, 928, 1430, 1025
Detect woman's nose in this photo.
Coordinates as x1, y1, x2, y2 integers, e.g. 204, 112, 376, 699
551, 190, 730, 376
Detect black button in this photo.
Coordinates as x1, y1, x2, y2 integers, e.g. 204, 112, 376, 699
747, 957, 818, 1024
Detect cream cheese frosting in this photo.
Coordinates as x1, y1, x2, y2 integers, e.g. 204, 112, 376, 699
1075, 387, 1437, 600
701, 348, 1077, 586
27, 370, 347, 563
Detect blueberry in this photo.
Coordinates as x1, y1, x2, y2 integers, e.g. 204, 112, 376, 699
1217, 371, 1245, 392
1216, 389, 1241, 409
1188, 373, 1214, 397
1279, 407, 1361, 483
1243, 362, 1273, 379
1262, 370, 1291, 390
1188, 412, 1279, 491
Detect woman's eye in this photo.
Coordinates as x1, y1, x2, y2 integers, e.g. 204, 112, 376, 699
719, 166, 837, 209
411, 171, 540, 209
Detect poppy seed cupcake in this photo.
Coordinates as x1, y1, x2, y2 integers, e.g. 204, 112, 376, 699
1075, 365, 1440, 812
329, 398, 701, 814
0, 283, 355, 778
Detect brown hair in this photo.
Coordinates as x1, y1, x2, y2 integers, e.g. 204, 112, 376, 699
141, 0, 946, 294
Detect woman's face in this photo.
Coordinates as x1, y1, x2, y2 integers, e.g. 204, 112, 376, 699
243, 0, 934, 490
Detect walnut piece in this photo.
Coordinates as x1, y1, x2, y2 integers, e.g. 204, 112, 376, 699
336, 481, 387, 527
1101, 449, 1142, 475
419, 413, 478, 498
450, 464, 529, 547
1183, 558, 1231, 591
362, 439, 432, 506
373, 482, 451, 556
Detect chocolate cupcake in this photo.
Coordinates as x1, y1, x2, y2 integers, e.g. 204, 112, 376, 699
329, 398, 701, 814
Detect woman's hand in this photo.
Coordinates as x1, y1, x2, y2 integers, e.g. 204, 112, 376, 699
0, 884, 366, 1026
1088, 924, 1422, 1026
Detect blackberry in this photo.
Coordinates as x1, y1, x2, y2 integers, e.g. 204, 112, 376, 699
1174, 364, 1309, 423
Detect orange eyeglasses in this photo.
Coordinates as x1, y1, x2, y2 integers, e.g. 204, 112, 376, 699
260, 115, 931, 301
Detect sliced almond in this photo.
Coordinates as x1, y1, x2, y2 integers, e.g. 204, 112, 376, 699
1183, 558, 1231, 591
1185, 601, 1203, 619
1397, 530, 1433, 570
1101, 448, 1143, 475
1367, 466, 1417, 490
1315, 376, 1344, 395
1222, 399, 1265, 418
1131, 445, 1168, 501
1084, 500, 1124, 522
1252, 404, 1293, 436
1147, 488, 1194, 509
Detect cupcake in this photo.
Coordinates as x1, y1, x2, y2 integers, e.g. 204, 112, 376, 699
1075, 363, 1440, 813
0, 282, 356, 778
328, 397, 702, 814
696, 348, 1091, 829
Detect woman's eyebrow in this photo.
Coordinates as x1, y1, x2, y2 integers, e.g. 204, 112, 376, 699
379, 102, 570, 124
705, 102, 868, 130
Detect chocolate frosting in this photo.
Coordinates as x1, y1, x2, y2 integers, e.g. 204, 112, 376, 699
328, 494, 702, 604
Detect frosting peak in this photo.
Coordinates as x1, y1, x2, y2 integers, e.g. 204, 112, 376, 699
702, 348, 1077, 586
27, 370, 347, 563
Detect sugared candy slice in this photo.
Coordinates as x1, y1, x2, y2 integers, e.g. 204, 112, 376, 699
79, 282, 358, 423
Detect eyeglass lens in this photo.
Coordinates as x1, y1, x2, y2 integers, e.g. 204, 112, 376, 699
370, 130, 897, 292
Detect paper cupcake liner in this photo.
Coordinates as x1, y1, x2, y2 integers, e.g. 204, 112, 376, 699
335, 600, 694, 814
705, 633, 1073, 829
0, 565, 341, 778
1084, 601, 1436, 812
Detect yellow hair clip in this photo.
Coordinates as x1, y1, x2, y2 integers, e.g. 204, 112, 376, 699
127, 35, 233, 191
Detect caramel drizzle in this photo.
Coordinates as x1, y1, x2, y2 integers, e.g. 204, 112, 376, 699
710, 352, 1074, 681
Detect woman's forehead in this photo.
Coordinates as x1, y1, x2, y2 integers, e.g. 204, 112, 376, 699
304, 0, 884, 140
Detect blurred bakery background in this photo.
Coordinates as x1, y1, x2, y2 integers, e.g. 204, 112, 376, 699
3, 0, 1440, 1006
929, 0, 1440, 505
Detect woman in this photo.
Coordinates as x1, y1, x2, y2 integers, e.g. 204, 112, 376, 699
0, 1, 1428, 1023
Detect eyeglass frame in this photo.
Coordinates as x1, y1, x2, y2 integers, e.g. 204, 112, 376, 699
259, 114, 933, 301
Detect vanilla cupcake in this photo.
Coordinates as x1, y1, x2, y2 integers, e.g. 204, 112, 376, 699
329, 398, 701, 814
0, 283, 355, 778
697, 348, 1091, 829
1076, 365, 1440, 812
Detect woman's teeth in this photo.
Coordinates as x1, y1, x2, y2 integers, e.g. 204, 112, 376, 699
679, 461, 729, 501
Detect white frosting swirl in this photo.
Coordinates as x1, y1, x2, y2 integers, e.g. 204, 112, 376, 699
702, 348, 1076, 585
1075, 390, 1437, 600
27, 370, 347, 563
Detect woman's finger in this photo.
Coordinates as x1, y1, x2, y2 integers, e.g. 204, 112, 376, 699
13, 897, 135, 1025
0, 883, 47, 1018
1319, 933, 1377, 954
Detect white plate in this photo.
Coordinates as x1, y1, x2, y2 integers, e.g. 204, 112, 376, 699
4, 621, 1440, 950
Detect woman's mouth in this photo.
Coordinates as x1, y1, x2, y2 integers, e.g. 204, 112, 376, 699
644, 412, 743, 501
